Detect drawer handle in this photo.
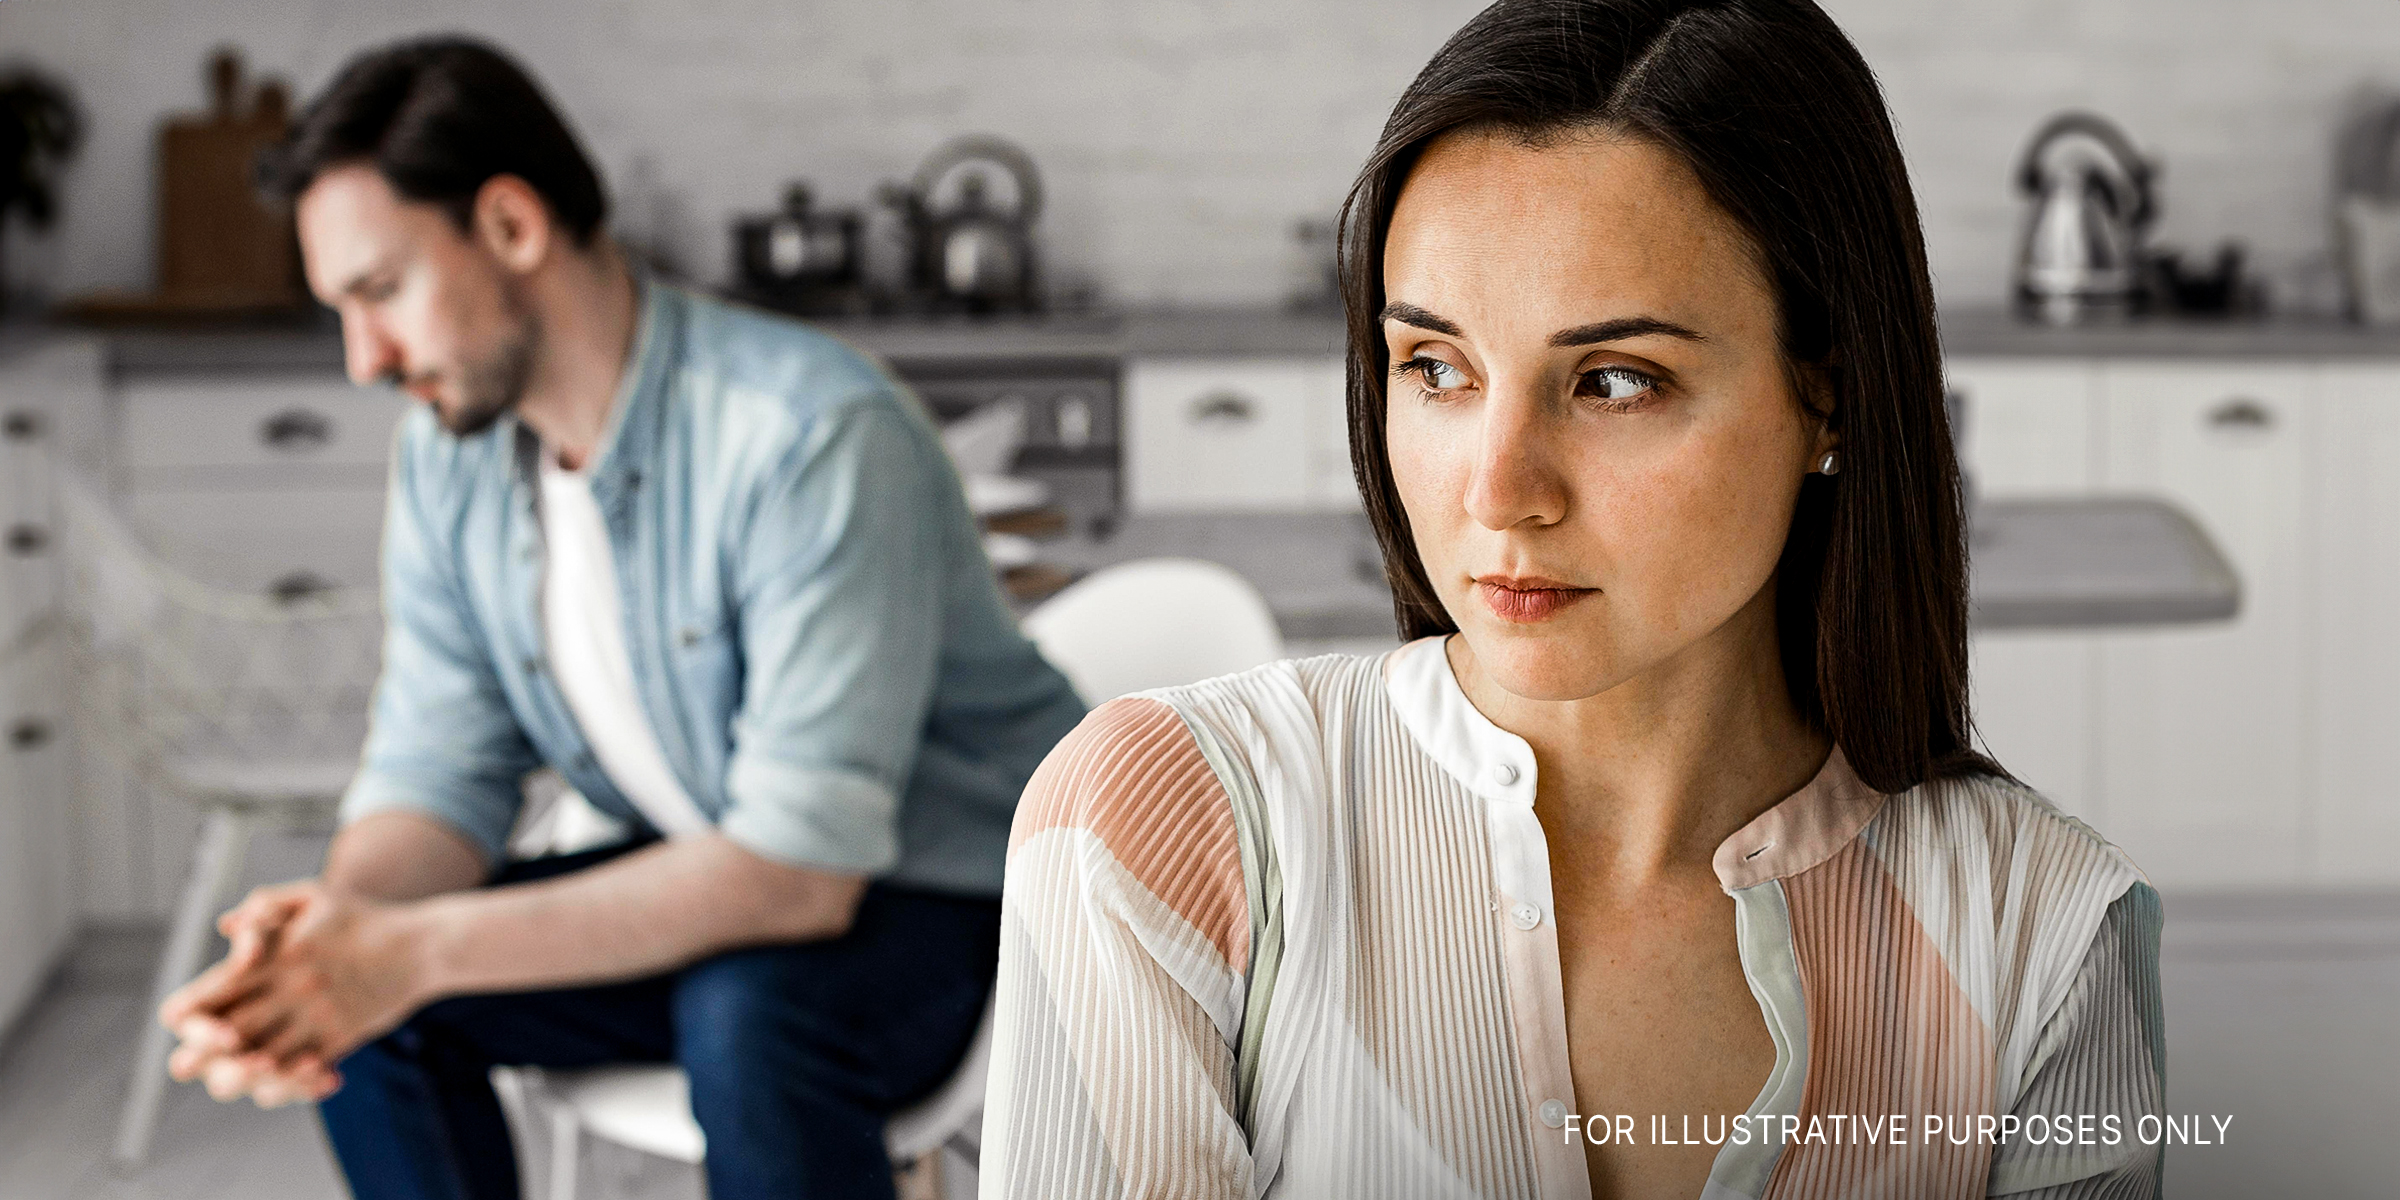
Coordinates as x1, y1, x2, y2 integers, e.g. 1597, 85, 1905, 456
1057, 395, 1095, 449
1188, 390, 1257, 426
2, 409, 42, 442
2206, 398, 2274, 431
260, 408, 335, 450
8, 719, 50, 751
5, 524, 47, 556
268, 570, 338, 605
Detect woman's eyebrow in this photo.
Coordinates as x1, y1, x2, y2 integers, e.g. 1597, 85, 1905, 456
1548, 317, 1708, 347
1378, 301, 1462, 336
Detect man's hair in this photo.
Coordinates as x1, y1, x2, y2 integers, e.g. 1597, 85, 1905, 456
259, 35, 607, 246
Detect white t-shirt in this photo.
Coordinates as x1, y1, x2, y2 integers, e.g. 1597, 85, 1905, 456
537, 446, 714, 838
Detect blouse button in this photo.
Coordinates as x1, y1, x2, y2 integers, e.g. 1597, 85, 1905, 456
1539, 1099, 1569, 1128
1510, 902, 1540, 931
1493, 762, 1521, 786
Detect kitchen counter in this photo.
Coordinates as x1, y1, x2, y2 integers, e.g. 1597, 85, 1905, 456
1941, 305, 2400, 359
13, 300, 2400, 372
1036, 495, 2243, 642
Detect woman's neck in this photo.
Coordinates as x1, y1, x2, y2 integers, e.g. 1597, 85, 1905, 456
1449, 588, 1831, 892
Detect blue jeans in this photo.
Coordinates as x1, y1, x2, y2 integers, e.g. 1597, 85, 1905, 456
317, 843, 1000, 1200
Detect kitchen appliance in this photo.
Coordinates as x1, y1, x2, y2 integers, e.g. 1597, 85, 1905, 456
896, 354, 1118, 601
881, 136, 1043, 313
2148, 242, 2259, 316
729, 181, 866, 316
2013, 113, 2155, 325
2335, 93, 2400, 325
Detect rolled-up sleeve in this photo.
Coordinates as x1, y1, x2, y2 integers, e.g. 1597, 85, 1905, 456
719, 400, 946, 875
341, 421, 541, 865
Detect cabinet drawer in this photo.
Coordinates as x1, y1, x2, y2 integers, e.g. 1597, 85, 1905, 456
0, 437, 56, 650
124, 486, 389, 599
1127, 358, 1320, 511
2097, 361, 2311, 887
119, 377, 406, 477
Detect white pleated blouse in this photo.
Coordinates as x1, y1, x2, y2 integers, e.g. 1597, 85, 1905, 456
983, 638, 2165, 1199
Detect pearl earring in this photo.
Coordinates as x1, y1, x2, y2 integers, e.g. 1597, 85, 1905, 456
1818, 450, 1840, 476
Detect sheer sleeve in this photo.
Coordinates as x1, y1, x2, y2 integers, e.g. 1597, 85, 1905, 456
1988, 881, 2167, 1198
982, 696, 1258, 1199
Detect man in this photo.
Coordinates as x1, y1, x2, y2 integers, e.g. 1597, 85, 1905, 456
157, 36, 1087, 1200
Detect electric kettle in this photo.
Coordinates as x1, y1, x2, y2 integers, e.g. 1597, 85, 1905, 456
2013, 113, 2155, 324
882, 136, 1045, 312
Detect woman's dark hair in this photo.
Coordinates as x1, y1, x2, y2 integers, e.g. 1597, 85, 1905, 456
1338, 0, 1994, 794
259, 36, 606, 246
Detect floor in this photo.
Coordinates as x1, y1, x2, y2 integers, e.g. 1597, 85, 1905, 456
2, 894, 2392, 1199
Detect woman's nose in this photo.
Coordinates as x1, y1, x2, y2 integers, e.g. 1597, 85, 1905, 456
1461, 391, 1568, 531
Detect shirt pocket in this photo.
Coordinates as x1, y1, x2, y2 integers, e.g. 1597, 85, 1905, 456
666, 605, 744, 720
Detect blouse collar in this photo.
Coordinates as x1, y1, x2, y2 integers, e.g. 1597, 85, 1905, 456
1381, 635, 1886, 893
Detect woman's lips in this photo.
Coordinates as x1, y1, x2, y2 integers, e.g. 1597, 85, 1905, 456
1474, 576, 1597, 623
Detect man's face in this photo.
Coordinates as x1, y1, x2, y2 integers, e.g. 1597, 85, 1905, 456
296, 163, 538, 437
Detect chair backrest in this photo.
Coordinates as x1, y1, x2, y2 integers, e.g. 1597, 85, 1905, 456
1020, 558, 1283, 704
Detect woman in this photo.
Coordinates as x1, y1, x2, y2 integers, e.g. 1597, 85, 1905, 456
984, 1, 2164, 1197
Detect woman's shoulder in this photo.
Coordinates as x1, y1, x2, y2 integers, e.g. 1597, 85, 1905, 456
1007, 694, 1253, 971
1882, 769, 2151, 899
1860, 769, 2156, 999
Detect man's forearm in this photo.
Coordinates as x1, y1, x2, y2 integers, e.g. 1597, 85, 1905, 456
397, 834, 865, 1001
323, 810, 490, 903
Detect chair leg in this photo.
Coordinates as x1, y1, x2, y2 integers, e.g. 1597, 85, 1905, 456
111, 806, 251, 1172
548, 1094, 584, 1200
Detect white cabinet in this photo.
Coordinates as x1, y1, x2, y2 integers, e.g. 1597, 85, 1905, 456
1947, 357, 2101, 494
0, 361, 76, 1035
2095, 362, 2313, 888
1126, 356, 1349, 512
0, 640, 74, 1035
1948, 358, 2106, 825
1950, 354, 2400, 889
2309, 366, 2400, 885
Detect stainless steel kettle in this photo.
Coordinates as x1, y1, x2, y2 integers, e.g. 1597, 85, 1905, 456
2013, 113, 2155, 324
882, 136, 1044, 312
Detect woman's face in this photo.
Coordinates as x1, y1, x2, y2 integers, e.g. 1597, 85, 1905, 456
1382, 128, 1832, 703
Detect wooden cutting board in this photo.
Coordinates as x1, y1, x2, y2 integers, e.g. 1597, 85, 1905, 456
60, 48, 308, 322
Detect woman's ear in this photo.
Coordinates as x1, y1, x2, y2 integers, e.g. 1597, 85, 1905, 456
472, 174, 554, 276
1792, 358, 1840, 464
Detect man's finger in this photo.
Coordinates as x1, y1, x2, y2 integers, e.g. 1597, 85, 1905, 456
161, 962, 272, 1029
201, 1054, 262, 1102
252, 1009, 331, 1069
168, 1035, 225, 1083
249, 1072, 305, 1110
214, 977, 317, 1053
219, 887, 308, 941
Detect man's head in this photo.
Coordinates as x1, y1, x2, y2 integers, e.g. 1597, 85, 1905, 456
261, 37, 607, 436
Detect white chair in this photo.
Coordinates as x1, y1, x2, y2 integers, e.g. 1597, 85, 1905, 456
1020, 557, 1285, 703
520, 557, 1284, 1198
44, 471, 384, 1173
522, 993, 997, 1200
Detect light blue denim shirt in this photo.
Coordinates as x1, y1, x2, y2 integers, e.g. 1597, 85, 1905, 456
340, 282, 1087, 896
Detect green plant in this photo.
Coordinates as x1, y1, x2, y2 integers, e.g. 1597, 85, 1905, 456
0, 67, 83, 309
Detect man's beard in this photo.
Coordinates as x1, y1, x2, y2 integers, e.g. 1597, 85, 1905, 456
394, 303, 540, 438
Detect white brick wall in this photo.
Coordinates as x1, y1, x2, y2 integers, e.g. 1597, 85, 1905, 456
2, 0, 2395, 310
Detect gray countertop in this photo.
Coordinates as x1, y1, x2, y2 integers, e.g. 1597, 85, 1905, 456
1940, 305, 2400, 359
11, 300, 2400, 374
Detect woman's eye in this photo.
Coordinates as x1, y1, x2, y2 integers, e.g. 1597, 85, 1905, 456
1400, 356, 1468, 392
1577, 366, 1656, 408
